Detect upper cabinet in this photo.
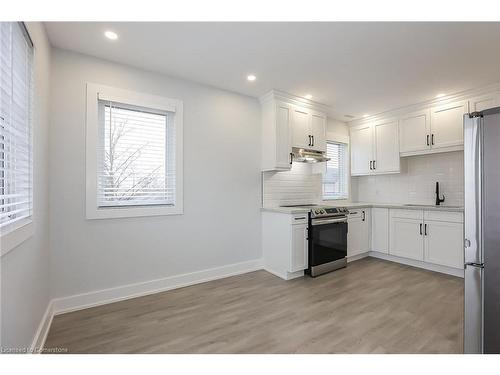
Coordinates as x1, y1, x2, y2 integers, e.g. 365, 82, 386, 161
469, 92, 500, 112
291, 106, 326, 152
260, 90, 328, 171
350, 118, 400, 176
430, 100, 468, 151
399, 100, 467, 157
399, 109, 431, 155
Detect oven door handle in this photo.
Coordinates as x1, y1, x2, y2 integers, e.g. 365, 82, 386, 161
311, 217, 348, 226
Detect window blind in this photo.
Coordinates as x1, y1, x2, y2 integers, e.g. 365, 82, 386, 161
0, 22, 33, 231
323, 141, 348, 200
97, 100, 176, 208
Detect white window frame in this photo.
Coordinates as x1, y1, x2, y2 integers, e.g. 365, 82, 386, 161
85, 83, 183, 219
1, 22, 34, 256
322, 132, 350, 201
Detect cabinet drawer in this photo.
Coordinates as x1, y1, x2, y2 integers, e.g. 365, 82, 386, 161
424, 210, 463, 223
291, 214, 308, 225
390, 208, 423, 220
347, 209, 364, 219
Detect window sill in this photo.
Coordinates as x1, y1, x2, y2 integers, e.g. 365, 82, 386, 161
86, 204, 183, 220
1, 219, 34, 257
323, 198, 349, 201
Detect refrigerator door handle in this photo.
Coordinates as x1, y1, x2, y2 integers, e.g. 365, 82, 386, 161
465, 262, 485, 269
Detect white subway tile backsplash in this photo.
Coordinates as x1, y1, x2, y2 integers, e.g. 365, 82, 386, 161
354, 151, 464, 206
262, 163, 322, 207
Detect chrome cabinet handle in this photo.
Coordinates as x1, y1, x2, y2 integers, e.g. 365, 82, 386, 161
290, 152, 293, 164
419, 223, 423, 235
431, 134, 435, 145
424, 223, 428, 236
362, 211, 365, 221
370, 161, 373, 170
308, 135, 312, 146
311, 135, 314, 146
426, 134, 430, 146
373, 160, 376, 170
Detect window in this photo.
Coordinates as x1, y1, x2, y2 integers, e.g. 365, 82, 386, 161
86, 84, 183, 219
0, 22, 34, 248
323, 141, 348, 200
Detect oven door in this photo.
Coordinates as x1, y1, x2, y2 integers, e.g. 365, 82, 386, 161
309, 217, 348, 267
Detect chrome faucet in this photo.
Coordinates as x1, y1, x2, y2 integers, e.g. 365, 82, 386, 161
435, 181, 445, 206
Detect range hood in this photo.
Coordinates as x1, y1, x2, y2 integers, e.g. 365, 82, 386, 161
292, 147, 330, 163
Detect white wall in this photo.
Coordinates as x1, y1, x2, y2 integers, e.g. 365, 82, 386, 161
1, 23, 51, 350
49, 49, 262, 300
354, 151, 464, 206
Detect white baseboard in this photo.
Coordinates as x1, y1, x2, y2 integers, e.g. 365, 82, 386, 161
347, 252, 370, 263
369, 251, 464, 278
52, 258, 264, 315
30, 300, 54, 353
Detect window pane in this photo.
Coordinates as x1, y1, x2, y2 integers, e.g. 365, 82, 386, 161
323, 141, 348, 200
97, 102, 175, 207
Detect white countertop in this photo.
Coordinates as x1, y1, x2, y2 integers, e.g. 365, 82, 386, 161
262, 202, 464, 214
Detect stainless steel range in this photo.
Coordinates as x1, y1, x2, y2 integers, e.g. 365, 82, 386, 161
308, 206, 349, 276
282, 205, 349, 277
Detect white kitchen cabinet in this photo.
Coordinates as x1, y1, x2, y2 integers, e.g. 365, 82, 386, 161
388, 208, 464, 269
399, 109, 431, 155
350, 119, 400, 176
373, 118, 400, 174
260, 95, 292, 171
291, 106, 327, 152
262, 211, 308, 280
347, 209, 370, 257
430, 100, 468, 150
350, 124, 374, 176
261, 91, 328, 171
469, 92, 500, 112
371, 207, 389, 254
389, 217, 424, 261
291, 106, 311, 149
424, 220, 464, 269
310, 112, 327, 152
291, 223, 308, 272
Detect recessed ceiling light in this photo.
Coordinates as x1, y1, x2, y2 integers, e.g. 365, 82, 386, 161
247, 74, 256, 82
104, 31, 118, 40
363, 114, 369, 118
436, 93, 446, 98
305, 94, 313, 100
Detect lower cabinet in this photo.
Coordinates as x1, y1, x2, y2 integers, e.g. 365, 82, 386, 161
388, 209, 463, 270
389, 217, 424, 261
347, 209, 370, 257
290, 223, 308, 272
371, 207, 389, 254
262, 211, 308, 280
424, 220, 464, 269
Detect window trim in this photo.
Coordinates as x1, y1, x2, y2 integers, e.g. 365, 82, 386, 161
322, 136, 350, 201
0, 22, 34, 256
85, 83, 183, 219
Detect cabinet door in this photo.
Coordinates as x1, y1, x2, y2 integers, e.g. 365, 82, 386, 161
350, 124, 373, 176
399, 109, 431, 154
371, 208, 389, 254
424, 220, 464, 269
389, 217, 424, 260
469, 93, 500, 113
275, 103, 292, 169
290, 224, 308, 272
291, 107, 311, 149
310, 112, 327, 152
430, 100, 467, 150
347, 211, 370, 257
373, 119, 400, 173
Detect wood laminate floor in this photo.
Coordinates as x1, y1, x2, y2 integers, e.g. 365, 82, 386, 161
44, 258, 464, 353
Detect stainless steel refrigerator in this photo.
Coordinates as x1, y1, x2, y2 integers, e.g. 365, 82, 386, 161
464, 107, 500, 354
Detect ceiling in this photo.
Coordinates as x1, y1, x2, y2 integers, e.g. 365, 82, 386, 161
45, 22, 500, 121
